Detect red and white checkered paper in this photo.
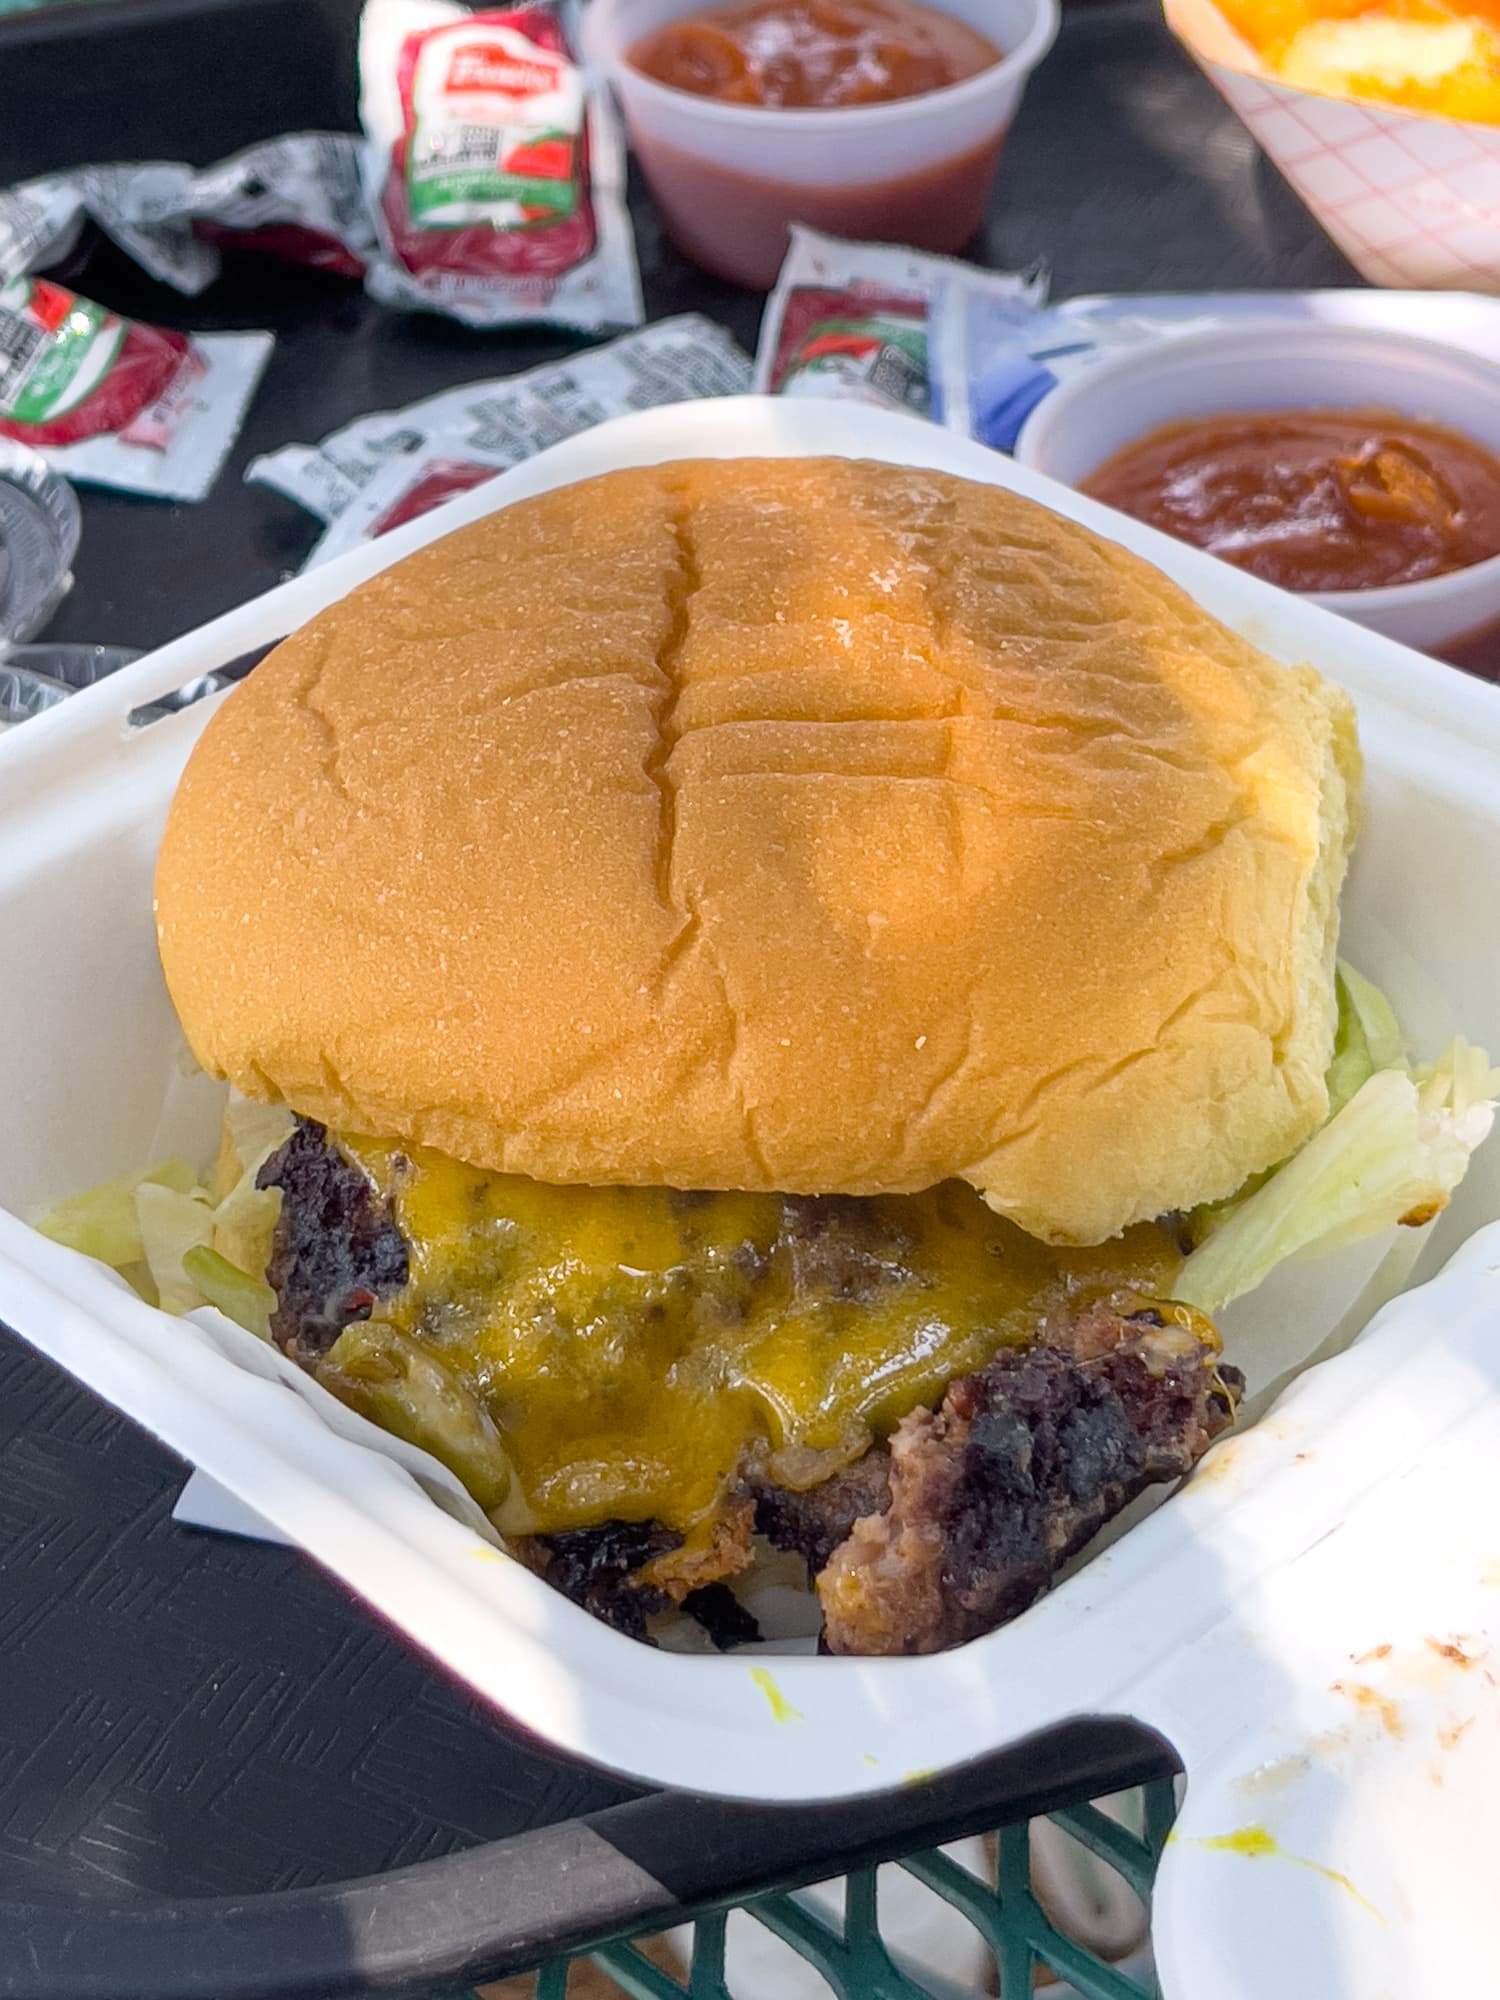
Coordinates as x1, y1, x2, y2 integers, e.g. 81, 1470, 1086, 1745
1166, 0, 1500, 292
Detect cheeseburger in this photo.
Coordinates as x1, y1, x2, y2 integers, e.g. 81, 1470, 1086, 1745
138, 457, 1490, 1656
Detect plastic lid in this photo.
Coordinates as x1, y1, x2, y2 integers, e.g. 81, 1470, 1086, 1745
0, 439, 82, 645
0, 663, 71, 731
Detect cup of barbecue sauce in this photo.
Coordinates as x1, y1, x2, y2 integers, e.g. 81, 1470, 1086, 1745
1015, 322, 1500, 676
584, 0, 1059, 287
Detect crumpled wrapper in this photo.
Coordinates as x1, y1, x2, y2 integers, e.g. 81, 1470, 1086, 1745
1166, 0, 1500, 293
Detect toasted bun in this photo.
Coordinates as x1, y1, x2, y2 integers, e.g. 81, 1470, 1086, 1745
155, 458, 1359, 1243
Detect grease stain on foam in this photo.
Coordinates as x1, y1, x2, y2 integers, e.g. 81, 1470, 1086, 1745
1198, 1826, 1385, 1924
750, 1667, 801, 1725
1351, 1643, 1392, 1667
1235, 1753, 1311, 1798
1192, 1418, 1310, 1492
1306, 1726, 1353, 1762
1334, 1636, 1494, 1716
1329, 1680, 1404, 1738
1230, 614, 1278, 655
1190, 1440, 1243, 1488
1340, 1636, 1489, 1705
1426, 1635, 1486, 1670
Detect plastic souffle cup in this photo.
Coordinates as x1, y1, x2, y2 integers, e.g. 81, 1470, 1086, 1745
0, 665, 71, 731
583, 0, 1059, 288
1014, 319, 1500, 656
0, 440, 80, 644
1164, 0, 1500, 294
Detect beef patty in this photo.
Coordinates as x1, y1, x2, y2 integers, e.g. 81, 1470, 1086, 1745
259, 1120, 1242, 1654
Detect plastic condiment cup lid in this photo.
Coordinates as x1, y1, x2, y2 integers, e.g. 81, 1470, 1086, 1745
0, 439, 81, 646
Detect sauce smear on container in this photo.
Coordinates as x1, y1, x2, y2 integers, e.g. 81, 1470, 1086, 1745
1082, 408, 1500, 594
629, 0, 1000, 105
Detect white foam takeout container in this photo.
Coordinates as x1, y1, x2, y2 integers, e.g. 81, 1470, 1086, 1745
4, 399, 1500, 1996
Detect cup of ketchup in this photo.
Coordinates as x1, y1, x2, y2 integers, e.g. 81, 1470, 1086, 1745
1014, 321, 1500, 677
583, 0, 1059, 288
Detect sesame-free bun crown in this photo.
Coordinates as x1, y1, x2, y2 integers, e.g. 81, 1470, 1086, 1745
155, 457, 1360, 1244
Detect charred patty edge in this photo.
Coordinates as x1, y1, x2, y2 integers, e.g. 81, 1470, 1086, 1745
257, 1118, 1241, 1654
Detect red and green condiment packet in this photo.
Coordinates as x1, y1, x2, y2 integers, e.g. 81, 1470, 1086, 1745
359, 0, 642, 329
755, 227, 1043, 421
0, 275, 271, 500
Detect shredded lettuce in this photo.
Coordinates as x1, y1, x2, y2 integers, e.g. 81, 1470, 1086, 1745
212, 1100, 292, 1282
181, 1245, 277, 1340
37, 1159, 199, 1267
35, 1102, 292, 1337
220, 1099, 295, 1203
1324, 962, 1406, 1119
135, 1180, 215, 1315
34, 967, 1498, 1361
1177, 967, 1498, 1316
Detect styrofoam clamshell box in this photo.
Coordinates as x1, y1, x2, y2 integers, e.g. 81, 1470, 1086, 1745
4, 400, 1500, 1996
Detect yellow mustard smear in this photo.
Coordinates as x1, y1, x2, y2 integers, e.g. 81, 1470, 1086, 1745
750, 1667, 802, 1724
1199, 1826, 1385, 1924
324, 1138, 1182, 1540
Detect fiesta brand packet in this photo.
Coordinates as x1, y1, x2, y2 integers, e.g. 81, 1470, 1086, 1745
143, 134, 376, 281
359, 0, 642, 329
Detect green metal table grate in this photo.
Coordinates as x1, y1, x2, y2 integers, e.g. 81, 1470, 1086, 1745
456, 1781, 1178, 2000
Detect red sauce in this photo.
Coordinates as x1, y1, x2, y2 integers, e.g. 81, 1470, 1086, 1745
629, 128, 1004, 286
765, 282, 926, 397
381, 6, 598, 290
371, 460, 498, 536
1081, 408, 1500, 595
629, 0, 1000, 107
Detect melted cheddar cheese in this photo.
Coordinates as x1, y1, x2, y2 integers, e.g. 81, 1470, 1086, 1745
322, 1138, 1182, 1539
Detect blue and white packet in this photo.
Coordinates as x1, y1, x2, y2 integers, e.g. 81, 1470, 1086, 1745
932, 285, 1500, 452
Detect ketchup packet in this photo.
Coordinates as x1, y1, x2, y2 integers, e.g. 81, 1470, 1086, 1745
359, 0, 641, 329
368, 456, 498, 532
756, 229, 1042, 420
172, 136, 376, 281
0, 138, 374, 297
0, 276, 271, 500
0, 165, 219, 294
248, 314, 748, 564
